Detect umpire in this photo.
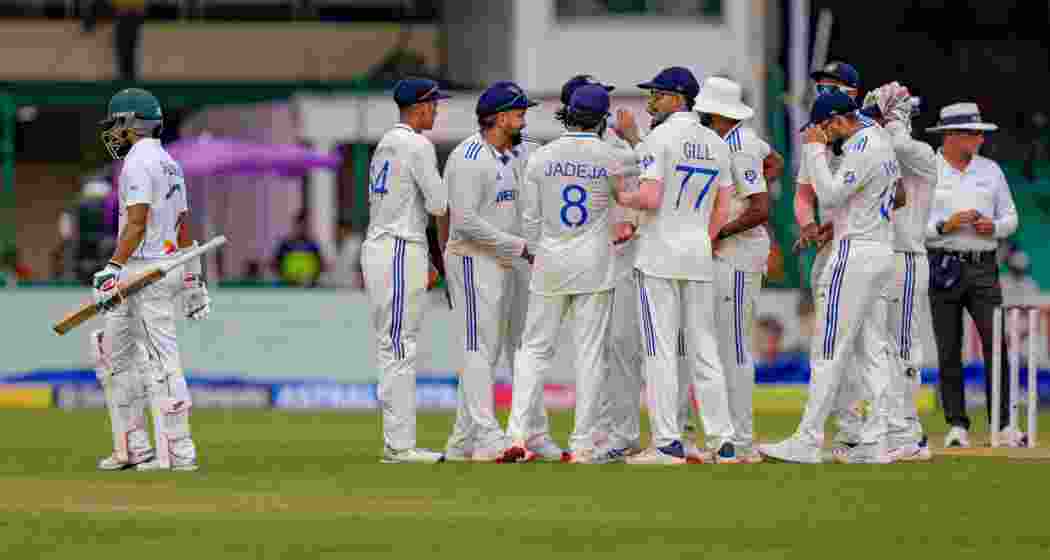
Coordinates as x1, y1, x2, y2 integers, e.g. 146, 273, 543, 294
925, 102, 1021, 448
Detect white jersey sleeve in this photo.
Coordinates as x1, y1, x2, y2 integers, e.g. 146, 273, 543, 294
409, 137, 448, 217
885, 120, 937, 253
718, 126, 771, 272
366, 126, 446, 244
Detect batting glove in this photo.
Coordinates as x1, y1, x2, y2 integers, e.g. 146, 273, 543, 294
92, 261, 125, 313
181, 272, 211, 321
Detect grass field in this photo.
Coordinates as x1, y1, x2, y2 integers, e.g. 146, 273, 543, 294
3, 406, 1049, 558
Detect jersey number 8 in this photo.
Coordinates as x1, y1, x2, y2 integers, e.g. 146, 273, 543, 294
561, 184, 588, 227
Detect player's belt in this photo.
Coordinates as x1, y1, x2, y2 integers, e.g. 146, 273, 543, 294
928, 248, 995, 264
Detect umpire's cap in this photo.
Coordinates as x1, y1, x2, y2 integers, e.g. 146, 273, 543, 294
393, 78, 451, 107
560, 75, 615, 106
807, 90, 858, 128
810, 61, 860, 89
637, 67, 700, 100
476, 81, 538, 118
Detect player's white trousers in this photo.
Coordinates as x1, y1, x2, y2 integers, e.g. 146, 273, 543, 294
105, 256, 196, 466
446, 254, 513, 451
595, 272, 645, 450
713, 260, 762, 451
504, 260, 551, 441
636, 271, 734, 448
363, 236, 428, 452
795, 239, 894, 447
885, 252, 927, 447
509, 290, 612, 453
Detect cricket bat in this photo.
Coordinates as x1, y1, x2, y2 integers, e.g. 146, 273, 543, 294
52, 235, 228, 336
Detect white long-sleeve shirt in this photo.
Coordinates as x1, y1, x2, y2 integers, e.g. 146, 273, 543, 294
884, 121, 937, 254
925, 153, 1018, 252
802, 123, 897, 245
521, 132, 625, 295
445, 133, 526, 262
366, 124, 448, 244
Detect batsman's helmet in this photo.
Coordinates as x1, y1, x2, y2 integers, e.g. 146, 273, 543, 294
100, 88, 163, 160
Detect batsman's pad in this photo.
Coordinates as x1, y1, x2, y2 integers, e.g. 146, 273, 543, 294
144, 361, 195, 468
92, 330, 152, 463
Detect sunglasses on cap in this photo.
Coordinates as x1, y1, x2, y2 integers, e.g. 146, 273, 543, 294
815, 83, 857, 96
648, 89, 679, 100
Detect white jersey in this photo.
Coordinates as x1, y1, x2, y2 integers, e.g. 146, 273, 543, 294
884, 121, 937, 254
635, 111, 734, 282
802, 124, 898, 245
716, 124, 772, 273
445, 133, 526, 261
797, 144, 844, 228
366, 124, 448, 244
521, 132, 624, 295
118, 138, 187, 259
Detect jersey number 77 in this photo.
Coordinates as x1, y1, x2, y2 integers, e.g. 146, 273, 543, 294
673, 165, 718, 211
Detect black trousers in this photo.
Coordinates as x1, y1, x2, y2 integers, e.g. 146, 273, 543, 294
929, 253, 1010, 430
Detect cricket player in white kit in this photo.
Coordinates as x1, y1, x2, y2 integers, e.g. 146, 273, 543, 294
617, 67, 738, 465
862, 82, 937, 461
760, 91, 898, 464
92, 88, 209, 471
500, 85, 626, 463
363, 78, 450, 464
695, 77, 774, 463
444, 81, 538, 462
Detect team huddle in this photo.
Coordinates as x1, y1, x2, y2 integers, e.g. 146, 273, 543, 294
362, 59, 949, 466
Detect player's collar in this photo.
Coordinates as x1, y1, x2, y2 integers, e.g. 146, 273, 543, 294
126, 137, 158, 158
393, 123, 416, 134
667, 111, 699, 124
562, 132, 599, 139
722, 122, 743, 141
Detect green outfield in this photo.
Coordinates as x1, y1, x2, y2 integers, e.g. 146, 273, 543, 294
2, 405, 1048, 559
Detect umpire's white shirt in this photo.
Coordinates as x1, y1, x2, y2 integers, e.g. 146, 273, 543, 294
635, 111, 734, 282
119, 138, 187, 259
366, 124, 448, 243
925, 152, 1018, 252
521, 132, 623, 295
716, 123, 772, 273
446, 133, 526, 262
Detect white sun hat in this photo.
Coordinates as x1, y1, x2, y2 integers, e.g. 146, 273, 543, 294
926, 102, 999, 133
694, 77, 754, 121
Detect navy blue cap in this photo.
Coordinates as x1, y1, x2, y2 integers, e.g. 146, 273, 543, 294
393, 78, 450, 107
807, 90, 858, 128
560, 75, 615, 106
569, 84, 611, 116
476, 81, 539, 117
637, 67, 700, 100
810, 61, 860, 89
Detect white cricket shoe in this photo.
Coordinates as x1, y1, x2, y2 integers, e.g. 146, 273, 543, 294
888, 436, 933, 463
996, 427, 1028, 448
470, 445, 506, 463
444, 442, 472, 462
831, 442, 893, 464
736, 445, 764, 464
684, 441, 711, 464
524, 435, 569, 462
135, 458, 199, 472
381, 448, 445, 464
944, 426, 970, 448
97, 450, 155, 471
758, 437, 823, 464
626, 441, 686, 465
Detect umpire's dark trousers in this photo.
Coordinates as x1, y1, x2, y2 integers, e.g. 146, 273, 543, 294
929, 249, 1010, 431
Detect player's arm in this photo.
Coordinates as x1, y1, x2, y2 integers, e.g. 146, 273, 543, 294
617, 138, 664, 210
803, 131, 870, 209
763, 149, 785, 182
447, 158, 527, 260
893, 180, 906, 209
520, 160, 542, 248
717, 152, 770, 240
412, 140, 449, 218
885, 121, 937, 182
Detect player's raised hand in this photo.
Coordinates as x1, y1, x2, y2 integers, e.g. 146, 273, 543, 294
613, 222, 636, 245
974, 216, 996, 236
92, 262, 125, 313
181, 272, 211, 321
613, 108, 642, 147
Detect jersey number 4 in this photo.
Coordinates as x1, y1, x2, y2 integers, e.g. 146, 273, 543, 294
370, 160, 390, 198
673, 165, 718, 211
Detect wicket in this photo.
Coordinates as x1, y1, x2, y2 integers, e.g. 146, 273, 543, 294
990, 305, 1043, 448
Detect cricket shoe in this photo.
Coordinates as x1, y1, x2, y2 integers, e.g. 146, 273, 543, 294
714, 442, 740, 464
472, 444, 509, 463
996, 427, 1028, 448
626, 441, 686, 465
831, 441, 893, 464
524, 435, 569, 462
586, 446, 636, 464
381, 448, 445, 464
135, 458, 199, 472
684, 441, 711, 464
444, 442, 473, 462
736, 445, 764, 464
887, 436, 932, 463
497, 443, 529, 464
98, 450, 155, 471
944, 426, 970, 448
758, 437, 823, 464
